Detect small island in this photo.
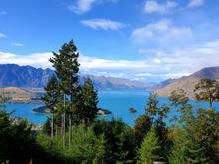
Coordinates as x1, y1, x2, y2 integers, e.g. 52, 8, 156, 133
32, 106, 112, 116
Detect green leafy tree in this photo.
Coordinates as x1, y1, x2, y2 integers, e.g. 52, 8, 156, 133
169, 89, 194, 126
169, 109, 219, 164
145, 93, 159, 123
168, 88, 219, 163
194, 78, 219, 111
187, 108, 218, 163
138, 127, 161, 164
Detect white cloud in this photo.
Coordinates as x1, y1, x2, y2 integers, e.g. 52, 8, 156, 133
144, 0, 177, 14
204, 41, 219, 48
68, 0, 97, 14
81, 19, 124, 30
0, 11, 7, 15
136, 73, 152, 77
0, 33, 6, 38
0, 40, 218, 82
68, 0, 117, 14
12, 43, 24, 47
132, 19, 192, 43
188, 0, 204, 7
0, 52, 53, 69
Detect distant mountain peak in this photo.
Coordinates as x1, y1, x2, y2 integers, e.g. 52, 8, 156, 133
0, 64, 149, 90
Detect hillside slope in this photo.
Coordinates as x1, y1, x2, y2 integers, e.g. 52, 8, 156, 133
156, 66, 219, 99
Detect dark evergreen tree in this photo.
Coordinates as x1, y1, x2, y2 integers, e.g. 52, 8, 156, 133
137, 127, 161, 164
49, 39, 80, 148
93, 119, 137, 163
41, 74, 63, 138
49, 39, 80, 103
80, 77, 99, 125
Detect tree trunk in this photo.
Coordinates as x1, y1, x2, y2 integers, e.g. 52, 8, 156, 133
210, 99, 213, 111
51, 114, 54, 139
63, 94, 66, 149
63, 113, 66, 149
69, 115, 72, 147
55, 125, 58, 138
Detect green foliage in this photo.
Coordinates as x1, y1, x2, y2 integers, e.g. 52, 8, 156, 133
0, 110, 35, 163
77, 77, 99, 125
145, 93, 169, 124
93, 119, 137, 163
168, 85, 219, 163
66, 124, 106, 163
169, 88, 189, 108
194, 78, 219, 110
168, 128, 191, 164
137, 127, 161, 164
169, 89, 194, 126
145, 93, 159, 122
43, 117, 51, 135
3, 42, 219, 163
37, 123, 107, 164
133, 114, 152, 144
41, 74, 63, 112
168, 108, 219, 163
49, 39, 80, 99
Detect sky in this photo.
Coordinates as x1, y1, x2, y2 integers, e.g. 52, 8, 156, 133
0, 0, 219, 83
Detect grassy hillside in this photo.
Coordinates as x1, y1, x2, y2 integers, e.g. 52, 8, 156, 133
0, 87, 40, 103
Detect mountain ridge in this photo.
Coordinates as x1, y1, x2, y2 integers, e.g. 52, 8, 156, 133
0, 64, 149, 90
156, 66, 219, 99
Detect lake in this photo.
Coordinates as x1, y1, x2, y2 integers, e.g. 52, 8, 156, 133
2, 90, 219, 126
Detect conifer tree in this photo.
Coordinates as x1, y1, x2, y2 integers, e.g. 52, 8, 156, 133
80, 77, 99, 125
41, 75, 62, 138
49, 39, 80, 148
138, 127, 161, 164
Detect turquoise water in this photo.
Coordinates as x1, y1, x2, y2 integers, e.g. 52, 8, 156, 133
2, 90, 219, 126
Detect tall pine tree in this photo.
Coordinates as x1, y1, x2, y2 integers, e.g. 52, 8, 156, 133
49, 39, 80, 148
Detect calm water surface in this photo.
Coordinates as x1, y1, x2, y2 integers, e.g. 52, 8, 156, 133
3, 90, 219, 126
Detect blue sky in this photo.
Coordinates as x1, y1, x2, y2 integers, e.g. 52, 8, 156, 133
0, 0, 219, 83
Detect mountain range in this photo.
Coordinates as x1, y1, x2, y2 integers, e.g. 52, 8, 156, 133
156, 66, 219, 99
0, 64, 149, 90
